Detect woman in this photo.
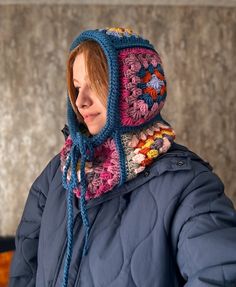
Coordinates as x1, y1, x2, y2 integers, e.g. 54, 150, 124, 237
10, 27, 236, 287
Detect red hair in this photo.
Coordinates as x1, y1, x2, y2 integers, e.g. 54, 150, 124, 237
67, 40, 108, 123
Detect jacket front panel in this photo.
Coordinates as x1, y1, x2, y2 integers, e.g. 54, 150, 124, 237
9, 144, 236, 287
40, 153, 192, 287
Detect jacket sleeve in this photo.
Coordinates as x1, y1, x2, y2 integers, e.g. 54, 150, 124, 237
172, 169, 236, 286
9, 154, 60, 287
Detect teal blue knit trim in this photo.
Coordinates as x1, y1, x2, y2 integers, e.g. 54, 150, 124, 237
114, 131, 127, 186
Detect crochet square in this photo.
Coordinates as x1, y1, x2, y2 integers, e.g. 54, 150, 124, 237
118, 48, 167, 127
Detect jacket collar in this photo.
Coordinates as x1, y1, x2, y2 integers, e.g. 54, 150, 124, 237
71, 141, 212, 216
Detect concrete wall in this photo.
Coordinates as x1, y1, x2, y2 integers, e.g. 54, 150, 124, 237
0, 3, 235, 235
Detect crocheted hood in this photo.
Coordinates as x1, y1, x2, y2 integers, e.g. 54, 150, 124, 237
60, 27, 175, 287
67, 27, 168, 143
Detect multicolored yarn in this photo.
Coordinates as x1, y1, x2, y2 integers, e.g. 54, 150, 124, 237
61, 122, 175, 200
60, 27, 175, 287
99, 27, 140, 38
119, 48, 166, 126
122, 122, 175, 179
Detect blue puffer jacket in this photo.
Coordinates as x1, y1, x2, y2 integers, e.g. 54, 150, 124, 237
9, 142, 236, 287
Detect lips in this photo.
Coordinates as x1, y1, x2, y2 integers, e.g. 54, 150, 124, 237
83, 113, 100, 122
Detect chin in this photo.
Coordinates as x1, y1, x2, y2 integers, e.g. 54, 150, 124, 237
88, 127, 101, 135
87, 122, 106, 136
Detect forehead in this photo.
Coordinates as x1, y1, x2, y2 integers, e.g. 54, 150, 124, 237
73, 53, 88, 82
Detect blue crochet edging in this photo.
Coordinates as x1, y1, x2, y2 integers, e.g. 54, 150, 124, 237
113, 131, 127, 186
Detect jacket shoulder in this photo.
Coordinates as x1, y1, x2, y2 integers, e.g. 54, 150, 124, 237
147, 142, 225, 206
150, 142, 214, 179
32, 153, 61, 198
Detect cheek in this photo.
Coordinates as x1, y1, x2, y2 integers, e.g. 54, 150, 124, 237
102, 108, 107, 121
99, 109, 107, 128
98, 102, 107, 116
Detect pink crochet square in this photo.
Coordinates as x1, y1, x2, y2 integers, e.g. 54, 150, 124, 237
118, 48, 166, 127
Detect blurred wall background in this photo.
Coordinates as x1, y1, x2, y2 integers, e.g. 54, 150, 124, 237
0, 0, 235, 236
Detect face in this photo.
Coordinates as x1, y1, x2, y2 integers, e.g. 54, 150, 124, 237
73, 53, 107, 135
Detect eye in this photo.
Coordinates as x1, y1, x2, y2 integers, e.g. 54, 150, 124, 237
75, 87, 80, 98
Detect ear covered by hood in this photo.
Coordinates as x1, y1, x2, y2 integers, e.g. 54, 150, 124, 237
67, 27, 168, 146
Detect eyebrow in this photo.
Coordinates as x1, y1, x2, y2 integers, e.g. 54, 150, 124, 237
73, 75, 89, 84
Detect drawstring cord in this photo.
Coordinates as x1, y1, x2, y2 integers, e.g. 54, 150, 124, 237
76, 135, 94, 256
62, 134, 94, 287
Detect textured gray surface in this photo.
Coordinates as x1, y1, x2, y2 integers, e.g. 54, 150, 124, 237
0, 5, 235, 235
1, 0, 236, 6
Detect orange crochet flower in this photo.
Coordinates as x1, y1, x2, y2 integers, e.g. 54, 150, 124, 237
139, 147, 151, 155
143, 87, 158, 100
136, 140, 146, 148
142, 71, 152, 83
154, 69, 165, 81
141, 158, 153, 167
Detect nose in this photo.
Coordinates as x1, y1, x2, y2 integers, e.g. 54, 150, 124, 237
75, 85, 93, 110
